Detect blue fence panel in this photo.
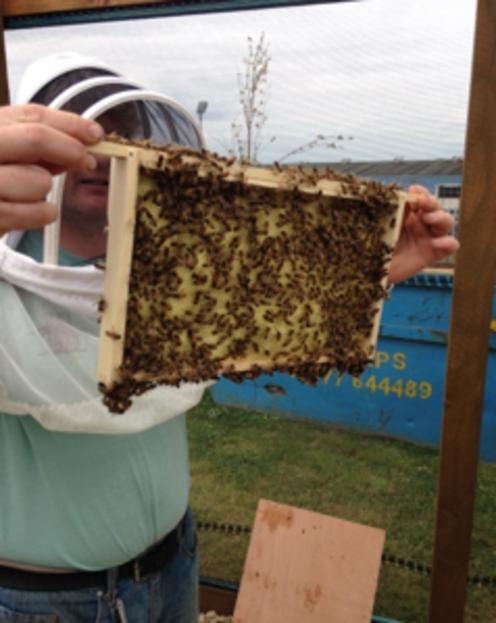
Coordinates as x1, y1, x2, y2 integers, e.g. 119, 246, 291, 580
212, 273, 496, 462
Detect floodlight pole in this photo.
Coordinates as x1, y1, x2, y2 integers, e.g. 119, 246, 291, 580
429, 0, 496, 621
196, 100, 208, 131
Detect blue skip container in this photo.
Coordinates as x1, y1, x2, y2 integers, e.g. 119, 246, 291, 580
212, 272, 496, 463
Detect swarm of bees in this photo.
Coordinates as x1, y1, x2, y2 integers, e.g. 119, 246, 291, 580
97, 138, 403, 413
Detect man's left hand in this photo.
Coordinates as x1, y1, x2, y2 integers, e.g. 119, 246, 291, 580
388, 184, 460, 284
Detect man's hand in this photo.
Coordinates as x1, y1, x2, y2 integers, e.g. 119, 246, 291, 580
0, 104, 104, 236
388, 184, 460, 284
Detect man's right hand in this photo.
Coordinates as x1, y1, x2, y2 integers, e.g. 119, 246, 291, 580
0, 104, 104, 236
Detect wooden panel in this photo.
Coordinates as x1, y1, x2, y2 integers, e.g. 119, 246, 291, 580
1, 0, 352, 17
96, 146, 140, 387
233, 499, 384, 623
200, 584, 237, 616
428, 0, 496, 621
3, 1, 179, 17
0, 5, 10, 105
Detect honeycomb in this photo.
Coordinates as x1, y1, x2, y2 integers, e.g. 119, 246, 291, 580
97, 140, 402, 413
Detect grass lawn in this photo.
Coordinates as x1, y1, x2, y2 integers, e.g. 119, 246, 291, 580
188, 391, 496, 623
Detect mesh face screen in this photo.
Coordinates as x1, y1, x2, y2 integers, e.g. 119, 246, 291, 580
30, 67, 117, 105
59, 83, 202, 147
91, 100, 202, 147
59, 83, 139, 115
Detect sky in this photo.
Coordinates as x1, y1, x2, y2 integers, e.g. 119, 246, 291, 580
5, 0, 477, 163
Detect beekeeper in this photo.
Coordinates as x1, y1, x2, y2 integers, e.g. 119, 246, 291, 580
0, 52, 211, 623
0, 53, 458, 623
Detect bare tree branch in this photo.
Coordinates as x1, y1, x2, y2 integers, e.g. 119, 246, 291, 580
230, 33, 352, 164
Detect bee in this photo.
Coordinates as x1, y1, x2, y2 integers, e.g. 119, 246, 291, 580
105, 330, 122, 340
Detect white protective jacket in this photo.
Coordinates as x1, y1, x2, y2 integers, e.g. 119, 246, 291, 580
0, 53, 210, 433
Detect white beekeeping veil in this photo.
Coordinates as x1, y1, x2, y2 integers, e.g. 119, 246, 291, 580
0, 52, 211, 433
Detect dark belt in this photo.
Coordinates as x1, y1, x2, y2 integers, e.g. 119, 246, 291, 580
0, 512, 186, 592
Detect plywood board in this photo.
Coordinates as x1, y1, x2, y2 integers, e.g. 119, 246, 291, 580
233, 499, 385, 623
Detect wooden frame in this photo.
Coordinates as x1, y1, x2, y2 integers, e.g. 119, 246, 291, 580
0, 1, 494, 620
1, 0, 355, 29
3, 1, 172, 15
428, 2, 496, 620
0, 1, 8, 104
91, 139, 407, 391
96, 143, 140, 388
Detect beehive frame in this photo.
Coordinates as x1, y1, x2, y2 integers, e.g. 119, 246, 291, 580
90, 139, 408, 405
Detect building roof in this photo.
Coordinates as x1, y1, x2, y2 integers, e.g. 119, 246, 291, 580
308, 158, 463, 177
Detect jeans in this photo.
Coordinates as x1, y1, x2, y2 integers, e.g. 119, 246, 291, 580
0, 509, 198, 623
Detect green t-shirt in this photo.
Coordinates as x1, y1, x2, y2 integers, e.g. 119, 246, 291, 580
0, 231, 189, 570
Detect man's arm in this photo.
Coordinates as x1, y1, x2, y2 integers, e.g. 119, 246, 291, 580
0, 104, 103, 236
388, 184, 460, 284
